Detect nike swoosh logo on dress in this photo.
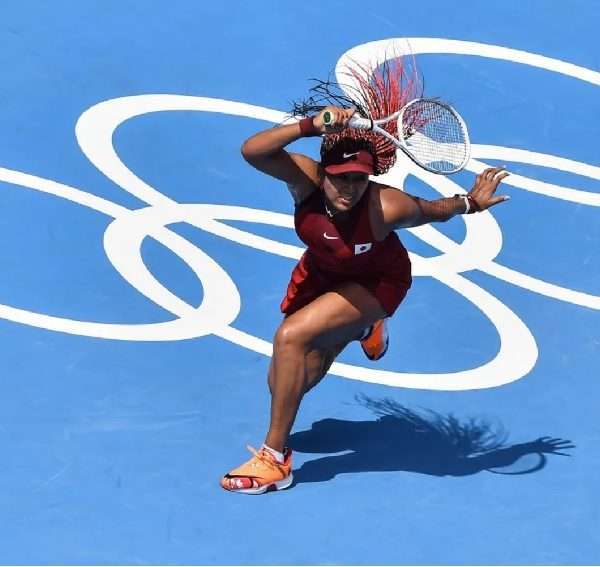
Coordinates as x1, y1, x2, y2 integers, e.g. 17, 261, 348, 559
323, 232, 339, 240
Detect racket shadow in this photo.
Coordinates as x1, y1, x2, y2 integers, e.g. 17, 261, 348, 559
289, 395, 574, 485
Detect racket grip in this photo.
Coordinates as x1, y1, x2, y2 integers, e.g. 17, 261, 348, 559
322, 111, 372, 130
347, 115, 372, 130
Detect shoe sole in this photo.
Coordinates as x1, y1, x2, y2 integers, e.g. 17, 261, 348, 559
224, 472, 294, 495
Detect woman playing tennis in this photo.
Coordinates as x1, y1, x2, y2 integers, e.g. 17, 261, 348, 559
221, 59, 510, 494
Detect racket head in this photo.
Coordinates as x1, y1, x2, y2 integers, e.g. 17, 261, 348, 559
397, 98, 471, 174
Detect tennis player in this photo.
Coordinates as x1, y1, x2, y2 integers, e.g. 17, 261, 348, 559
221, 61, 510, 494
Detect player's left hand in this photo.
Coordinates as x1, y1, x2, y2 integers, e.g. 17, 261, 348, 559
468, 166, 510, 211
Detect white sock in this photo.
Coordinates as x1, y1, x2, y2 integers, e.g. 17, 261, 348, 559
262, 444, 285, 463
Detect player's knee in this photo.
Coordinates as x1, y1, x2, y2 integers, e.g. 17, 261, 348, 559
273, 320, 309, 352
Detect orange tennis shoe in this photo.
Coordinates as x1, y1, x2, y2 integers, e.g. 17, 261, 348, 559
220, 446, 293, 494
360, 319, 389, 360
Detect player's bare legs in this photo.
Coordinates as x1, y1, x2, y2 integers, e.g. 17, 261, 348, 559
265, 282, 386, 452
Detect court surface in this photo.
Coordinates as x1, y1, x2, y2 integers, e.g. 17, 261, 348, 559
1, 1, 599, 564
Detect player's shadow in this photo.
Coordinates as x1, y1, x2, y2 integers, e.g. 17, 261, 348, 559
289, 395, 574, 484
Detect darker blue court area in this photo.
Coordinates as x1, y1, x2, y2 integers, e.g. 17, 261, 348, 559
0, 1, 598, 564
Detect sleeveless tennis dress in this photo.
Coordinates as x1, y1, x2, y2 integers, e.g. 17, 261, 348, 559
280, 184, 412, 316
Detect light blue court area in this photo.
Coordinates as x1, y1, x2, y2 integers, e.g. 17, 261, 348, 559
0, 1, 599, 564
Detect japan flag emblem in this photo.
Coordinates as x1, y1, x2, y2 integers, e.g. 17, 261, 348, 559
354, 243, 372, 255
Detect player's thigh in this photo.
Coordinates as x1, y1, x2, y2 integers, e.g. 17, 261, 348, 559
276, 281, 387, 351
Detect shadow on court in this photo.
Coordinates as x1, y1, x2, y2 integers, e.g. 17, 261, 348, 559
290, 395, 574, 484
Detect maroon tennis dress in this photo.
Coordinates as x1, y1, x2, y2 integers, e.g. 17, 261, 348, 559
281, 184, 412, 316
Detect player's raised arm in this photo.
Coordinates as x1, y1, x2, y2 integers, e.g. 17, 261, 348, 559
240, 107, 355, 203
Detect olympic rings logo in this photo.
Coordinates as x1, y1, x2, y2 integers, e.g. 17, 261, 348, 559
0, 38, 598, 391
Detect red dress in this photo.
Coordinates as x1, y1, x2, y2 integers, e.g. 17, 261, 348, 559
280, 184, 412, 316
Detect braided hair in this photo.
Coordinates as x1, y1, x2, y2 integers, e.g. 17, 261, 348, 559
292, 57, 423, 175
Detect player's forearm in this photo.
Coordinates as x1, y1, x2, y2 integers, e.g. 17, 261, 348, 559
241, 119, 318, 164
395, 168, 506, 229
411, 195, 470, 225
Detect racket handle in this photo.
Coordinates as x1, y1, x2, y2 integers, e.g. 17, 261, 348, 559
322, 111, 372, 130
347, 115, 372, 130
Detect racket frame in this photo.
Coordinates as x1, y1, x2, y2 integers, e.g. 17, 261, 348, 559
323, 99, 471, 175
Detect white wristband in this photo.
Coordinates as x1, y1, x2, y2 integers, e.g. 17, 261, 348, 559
461, 195, 470, 214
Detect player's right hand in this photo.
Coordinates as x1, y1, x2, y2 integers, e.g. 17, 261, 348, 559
313, 106, 356, 134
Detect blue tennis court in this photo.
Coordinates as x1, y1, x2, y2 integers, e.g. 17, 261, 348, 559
1, 1, 599, 564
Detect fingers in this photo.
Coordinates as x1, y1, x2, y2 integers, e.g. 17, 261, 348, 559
487, 195, 511, 207
484, 166, 506, 177
320, 106, 355, 130
338, 107, 355, 128
470, 166, 511, 211
477, 166, 509, 184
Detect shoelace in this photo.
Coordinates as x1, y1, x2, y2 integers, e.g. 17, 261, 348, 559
246, 445, 284, 471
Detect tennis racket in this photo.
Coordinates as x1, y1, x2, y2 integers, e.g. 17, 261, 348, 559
323, 98, 471, 175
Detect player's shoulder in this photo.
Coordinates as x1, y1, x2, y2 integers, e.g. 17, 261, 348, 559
369, 180, 418, 229
369, 180, 409, 205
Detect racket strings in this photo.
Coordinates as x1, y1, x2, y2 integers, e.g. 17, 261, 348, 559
400, 101, 468, 173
